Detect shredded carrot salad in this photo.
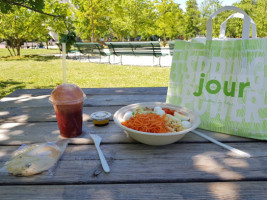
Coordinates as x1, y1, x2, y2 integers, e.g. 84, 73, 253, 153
121, 113, 170, 133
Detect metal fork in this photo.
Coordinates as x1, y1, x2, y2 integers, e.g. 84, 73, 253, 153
90, 134, 110, 173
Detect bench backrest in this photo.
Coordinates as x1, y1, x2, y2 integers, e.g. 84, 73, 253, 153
105, 41, 162, 56
74, 42, 102, 54
105, 42, 133, 55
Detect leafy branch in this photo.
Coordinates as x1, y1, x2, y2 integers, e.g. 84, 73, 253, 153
0, 0, 64, 18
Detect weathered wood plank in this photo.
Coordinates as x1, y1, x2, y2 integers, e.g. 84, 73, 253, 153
0, 106, 119, 123
0, 94, 166, 108
0, 181, 266, 200
6, 87, 168, 97
0, 143, 266, 184
0, 121, 254, 145
0, 105, 136, 123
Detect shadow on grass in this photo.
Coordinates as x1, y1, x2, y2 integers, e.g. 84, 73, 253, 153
0, 80, 26, 99
34, 85, 60, 89
27, 81, 61, 89
0, 55, 60, 62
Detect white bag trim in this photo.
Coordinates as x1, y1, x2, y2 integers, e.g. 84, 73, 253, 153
219, 13, 257, 39
207, 6, 251, 40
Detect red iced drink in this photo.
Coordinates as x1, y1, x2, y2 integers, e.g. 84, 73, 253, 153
49, 84, 85, 138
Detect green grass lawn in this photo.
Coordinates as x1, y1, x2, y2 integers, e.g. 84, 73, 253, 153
0, 49, 171, 99
0, 48, 60, 57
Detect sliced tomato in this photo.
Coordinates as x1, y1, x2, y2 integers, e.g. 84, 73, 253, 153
162, 108, 175, 115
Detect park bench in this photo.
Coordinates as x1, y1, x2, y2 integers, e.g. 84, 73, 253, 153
105, 41, 168, 66
56, 43, 80, 59
74, 42, 111, 63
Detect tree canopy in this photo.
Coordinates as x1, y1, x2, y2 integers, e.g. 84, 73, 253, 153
0, 0, 266, 56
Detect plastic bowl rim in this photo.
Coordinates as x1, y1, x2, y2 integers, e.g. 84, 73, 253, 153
113, 102, 201, 137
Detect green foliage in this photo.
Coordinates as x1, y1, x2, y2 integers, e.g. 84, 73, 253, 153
109, 1, 133, 41
0, 0, 45, 13
59, 31, 77, 52
254, 0, 267, 37
233, 0, 266, 38
154, 0, 184, 44
108, 0, 156, 41
0, 0, 74, 56
125, 0, 155, 40
0, 0, 266, 52
43, 0, 75, 34
184, 0, 201, 40
72, 0, 110, 42
199, 0, 222, 36
0, 7, 44, 56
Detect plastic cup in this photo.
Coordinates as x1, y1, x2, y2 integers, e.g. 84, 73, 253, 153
49, 84, 86, 138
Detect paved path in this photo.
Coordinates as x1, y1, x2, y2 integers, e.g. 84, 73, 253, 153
57, 48, 172, 67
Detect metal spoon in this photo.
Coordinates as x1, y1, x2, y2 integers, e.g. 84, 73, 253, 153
90, 134, 110, 173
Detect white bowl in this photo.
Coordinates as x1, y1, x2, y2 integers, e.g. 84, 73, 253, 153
113, 102, 201, 146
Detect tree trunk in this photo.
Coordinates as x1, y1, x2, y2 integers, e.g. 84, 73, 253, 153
12, 47, 16, 56
7, 47, 13, 57
134, 26, 137, 41
163, 28, 167, 47
16, 46, 20, 56
91, 1, 95, 42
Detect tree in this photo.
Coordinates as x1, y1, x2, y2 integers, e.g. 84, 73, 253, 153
0, 0, 65, 17
254, 0, 267, 37
129, 0, 155, 41
0, 0, 73, 56
199, 0, 222, 36
184, 0, 201, 40
43, 0, 75, 36
72, 0, 110, 42
0, 7, 44, 56
154, 0, 184, 45
108, 0, 134, 41
0, 0, 44, 13
225, 0, 256, 38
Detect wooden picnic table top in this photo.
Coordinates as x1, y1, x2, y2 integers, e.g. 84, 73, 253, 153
0, 87, 266, 199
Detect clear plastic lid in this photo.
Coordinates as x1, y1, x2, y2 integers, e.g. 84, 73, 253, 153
49, 83, 86, 105
91, 111, 111, 121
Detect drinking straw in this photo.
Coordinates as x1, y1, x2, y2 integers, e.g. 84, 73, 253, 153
192, 130, 251, 158
62, 43, 66, 84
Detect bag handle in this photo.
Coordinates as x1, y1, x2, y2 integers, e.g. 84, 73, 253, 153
219, 12, 257, 39
207, 6, 251, 40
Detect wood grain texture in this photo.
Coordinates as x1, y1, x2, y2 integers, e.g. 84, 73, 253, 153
0, 121, 253, 145
6, 87, 168, 97
0, 94, 166, 108
0, 87, 266, 200
0, 143, 266, 184
0, 105, 120, 123
0, 181, 266, 200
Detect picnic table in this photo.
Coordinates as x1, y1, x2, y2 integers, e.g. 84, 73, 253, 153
0, 87, 267, 199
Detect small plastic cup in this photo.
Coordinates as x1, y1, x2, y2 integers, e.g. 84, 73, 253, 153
49, 84, 86, 138
91, 111, 111, 126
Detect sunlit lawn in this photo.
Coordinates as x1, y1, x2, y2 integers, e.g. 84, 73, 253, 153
0, 48, 60, 57
0, 49, 171, 99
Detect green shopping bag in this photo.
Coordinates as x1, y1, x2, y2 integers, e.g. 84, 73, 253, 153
166, 6, 267, 140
